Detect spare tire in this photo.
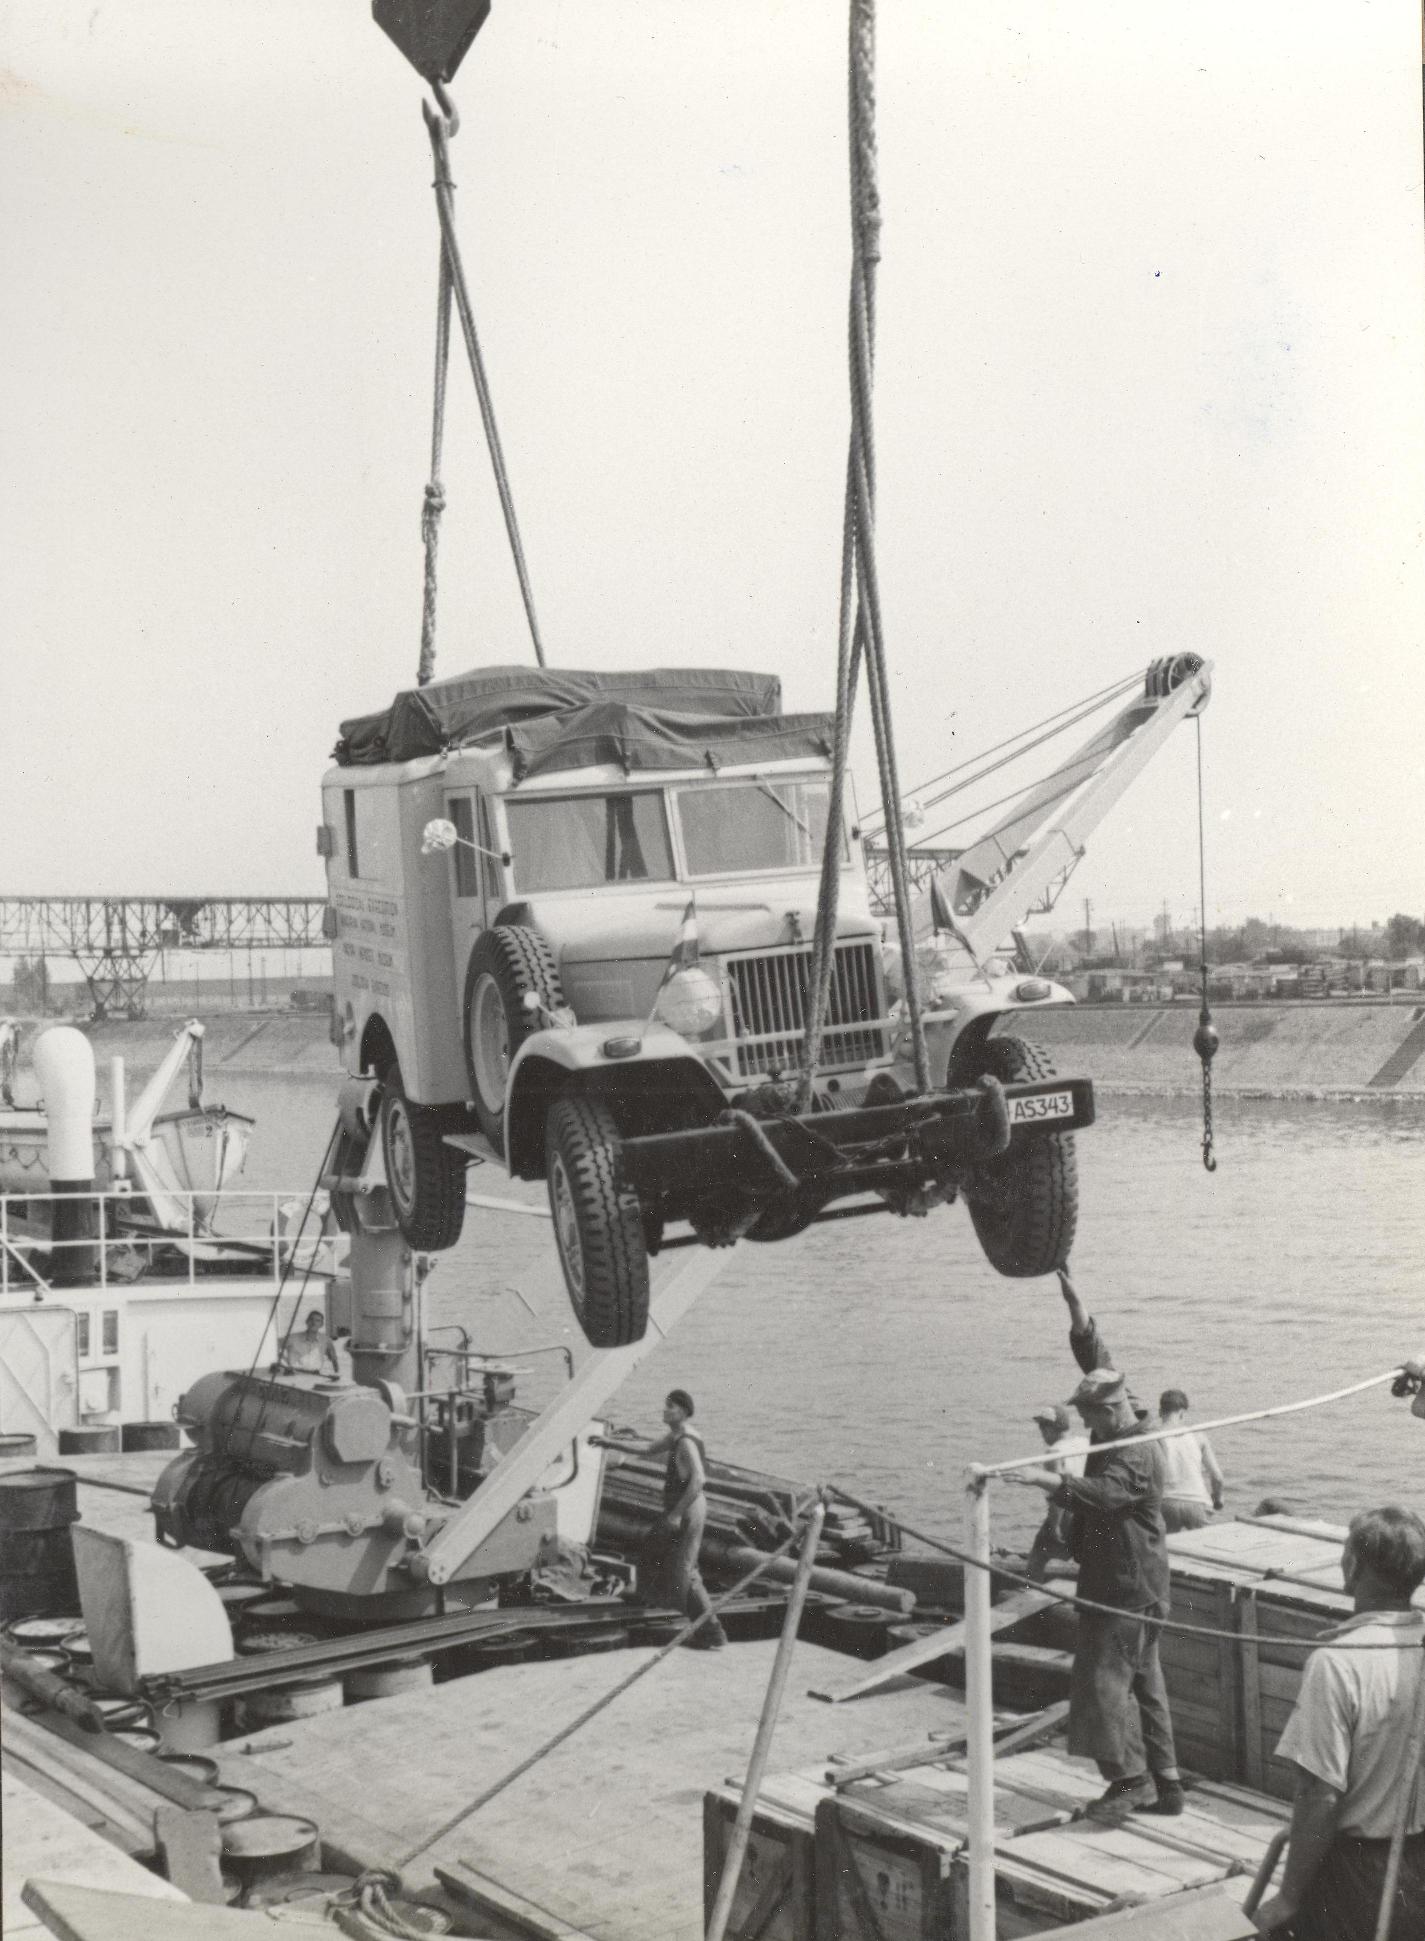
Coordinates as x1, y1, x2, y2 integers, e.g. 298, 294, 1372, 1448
964, 1035, 1077, 1277
463, 926, 565, 1149
545, 1095, 649, 1348
380, 1062, 467, 1252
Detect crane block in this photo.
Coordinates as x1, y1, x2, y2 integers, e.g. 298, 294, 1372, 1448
373, 0, 492, 84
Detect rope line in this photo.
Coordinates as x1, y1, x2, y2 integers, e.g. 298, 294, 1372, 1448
421, 94, 547, 668
395, 1513, 814, 1867
1193, 711, 1218, 1171
415, 242, 453, 690
803, 0, 931, 1100
826, 1485, 1425, 1652
864, 669, 1142, 831
977, 1366, 1404, 1477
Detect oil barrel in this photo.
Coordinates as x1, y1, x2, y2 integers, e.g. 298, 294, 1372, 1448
0, 1467, 80, 1622
0, 1433, 38, 1459
58, 1425, 121, 1455
120, 1421, 181, 1453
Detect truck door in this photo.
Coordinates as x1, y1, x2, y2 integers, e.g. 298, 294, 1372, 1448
446, 790, 496, 1012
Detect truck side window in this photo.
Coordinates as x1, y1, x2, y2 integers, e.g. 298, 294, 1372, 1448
344, 790, 359, 878
478, 796, 499, 904
451, 798, 480, 900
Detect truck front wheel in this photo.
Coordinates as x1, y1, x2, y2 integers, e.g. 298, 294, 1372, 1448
964, 1035, 1077, 1277
463, 926, 565, 1150
545, 1096, 649, 1348
380, 1063, 467, 1252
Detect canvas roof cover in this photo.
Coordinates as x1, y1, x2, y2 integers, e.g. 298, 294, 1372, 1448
335, 665, 831, 775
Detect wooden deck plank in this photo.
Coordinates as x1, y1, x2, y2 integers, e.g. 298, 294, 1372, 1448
208, 1636, 967, 1938
1, 1771, 187, 1941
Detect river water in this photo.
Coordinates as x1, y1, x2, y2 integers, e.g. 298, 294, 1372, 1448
216, 1072, 1424, 1549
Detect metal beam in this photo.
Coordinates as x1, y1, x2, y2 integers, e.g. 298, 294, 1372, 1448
0, 896, 329, 955
418, 1246, 731, 1585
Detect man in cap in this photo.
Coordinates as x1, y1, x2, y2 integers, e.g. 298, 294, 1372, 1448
1024, 1402, 1090, 1584
1011, 1366, 1183, 1821
1058, 1267, 1148, 1422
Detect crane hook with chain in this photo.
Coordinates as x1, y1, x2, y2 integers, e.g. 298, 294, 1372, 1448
1192, 712, 1218, 1172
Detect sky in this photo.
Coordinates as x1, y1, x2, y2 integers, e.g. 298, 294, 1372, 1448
1, 0, 1421, 933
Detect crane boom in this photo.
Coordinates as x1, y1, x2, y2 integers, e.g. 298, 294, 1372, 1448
920, 656, 1212, 963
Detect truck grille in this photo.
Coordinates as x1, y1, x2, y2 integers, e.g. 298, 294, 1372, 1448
723, 941, 888, 1078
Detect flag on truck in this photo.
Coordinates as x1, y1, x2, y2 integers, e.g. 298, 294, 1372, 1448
661, 898, 700, 979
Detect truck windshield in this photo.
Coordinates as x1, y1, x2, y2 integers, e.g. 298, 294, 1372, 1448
676, 780, 838, 876
505, 793, 674, 892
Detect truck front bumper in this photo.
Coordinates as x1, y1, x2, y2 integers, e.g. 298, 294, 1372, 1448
618, 1076, 1095, 1234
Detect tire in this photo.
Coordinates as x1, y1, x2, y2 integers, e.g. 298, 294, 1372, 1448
380, 1063, 467, 1251
463, 926, 565, 1148
545, 1095, 649, 1348
964, 1035, 1077, 1277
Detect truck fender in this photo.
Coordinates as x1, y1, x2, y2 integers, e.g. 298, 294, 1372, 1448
937, 976, 1075, 1081
503, 1022, 724, 1179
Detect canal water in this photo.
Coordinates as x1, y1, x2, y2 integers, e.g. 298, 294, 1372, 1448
218, 1072, 1424, 1548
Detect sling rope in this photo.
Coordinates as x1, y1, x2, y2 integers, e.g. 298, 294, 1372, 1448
803, 0, 930, 1105
395, 1511, 814, 1866
417, 83, 547, 679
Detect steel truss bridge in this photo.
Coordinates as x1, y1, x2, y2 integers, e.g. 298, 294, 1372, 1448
862, 843, 961, 918
0, 896, 330, 1020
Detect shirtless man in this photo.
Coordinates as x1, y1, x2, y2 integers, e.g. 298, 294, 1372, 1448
600, 1389, 727, 1649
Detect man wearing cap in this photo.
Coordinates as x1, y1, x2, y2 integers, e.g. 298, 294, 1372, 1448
1012, 1366, 1183, 1821
597, 1389, 727, 1650
1024, 1403, 1090, 1584
1058, 1267, 1148, 1423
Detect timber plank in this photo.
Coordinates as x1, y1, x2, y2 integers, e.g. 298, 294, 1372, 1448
19, 1880, 328, 1940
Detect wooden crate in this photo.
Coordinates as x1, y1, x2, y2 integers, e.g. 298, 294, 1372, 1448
1158, 1571, 1244, 1782
704, 1783, 818, 1941
814, 1795, 961, 1941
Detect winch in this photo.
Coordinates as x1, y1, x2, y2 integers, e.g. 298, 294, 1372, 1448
151, 1079, 559, 1619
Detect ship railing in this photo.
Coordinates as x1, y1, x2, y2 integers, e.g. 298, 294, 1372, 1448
0, 1186, 341, 1301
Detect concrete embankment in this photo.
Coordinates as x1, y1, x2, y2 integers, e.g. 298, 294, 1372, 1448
1029, 1000, 1425, 1098
8, 1001, 1425, 1097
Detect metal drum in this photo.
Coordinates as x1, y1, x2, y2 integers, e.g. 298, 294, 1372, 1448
0, 1468, 80, 1622
344, 1658, 432, 1702
0, 1433, 38, 1459
238, 1679, 345, 1728
58, 1425, 121, 1455
220, 1813, 321, 1884
120, 1421, 181, 1453
158, 1752, 220, 1786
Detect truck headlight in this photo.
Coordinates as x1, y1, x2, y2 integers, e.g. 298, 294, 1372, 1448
654, 967, 723, 1039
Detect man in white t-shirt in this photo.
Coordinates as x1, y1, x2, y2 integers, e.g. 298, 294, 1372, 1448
1155, 1388, 1224, 1532
1254, 1505, 1425, 1938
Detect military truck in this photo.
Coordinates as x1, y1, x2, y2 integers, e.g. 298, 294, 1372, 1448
321, 666, 1093, 1348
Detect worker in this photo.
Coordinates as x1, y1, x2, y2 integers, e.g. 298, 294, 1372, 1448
1254, 1505, 1425, 1939
1011, 1367, 1183, 1821
280, 1309, 340, 1378
1155, 1389, 1225, 1531
1024, 1403, 1089, 1583
1056, 1268, 1148, 1423
601, 1390, 727, 1650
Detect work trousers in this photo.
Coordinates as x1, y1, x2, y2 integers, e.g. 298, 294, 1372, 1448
1068, 1609, 1177, 1778
640, 1500, 726, 1644
1286, 1832, 1425, 1941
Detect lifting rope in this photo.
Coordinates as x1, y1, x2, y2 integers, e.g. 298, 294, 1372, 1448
416, 83, 547, 683
802, 0, 930, 1106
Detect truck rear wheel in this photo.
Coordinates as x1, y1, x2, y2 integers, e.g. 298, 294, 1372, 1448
545, 1095, 649, 1348
380, 1063, 467, 1252
964, 1035, 1077, 1277
463, 926, 565, 1150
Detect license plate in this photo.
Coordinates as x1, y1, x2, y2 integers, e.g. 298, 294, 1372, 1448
1008, 1089, 1075, 1125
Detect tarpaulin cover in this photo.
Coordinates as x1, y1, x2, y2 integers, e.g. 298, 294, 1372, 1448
506, 703, 834, 780
335, 666, 783, 767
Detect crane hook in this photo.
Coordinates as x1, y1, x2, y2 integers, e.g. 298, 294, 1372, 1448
1194, 998, 1218, 1172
